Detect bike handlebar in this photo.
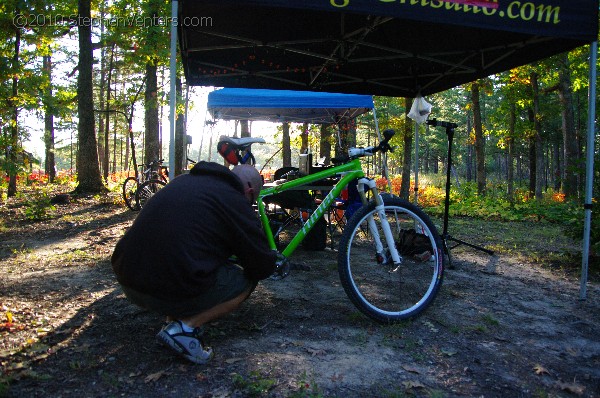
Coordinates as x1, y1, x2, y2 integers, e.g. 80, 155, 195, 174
331, 128, 395, 165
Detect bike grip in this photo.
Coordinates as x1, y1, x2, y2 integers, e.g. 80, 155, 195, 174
348, 147, 375, 157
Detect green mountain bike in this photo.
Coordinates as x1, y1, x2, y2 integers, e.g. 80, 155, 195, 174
258, 129, 446, 323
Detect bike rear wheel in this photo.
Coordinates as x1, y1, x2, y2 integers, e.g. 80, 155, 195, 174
122, 177, 140, 211
337, 196, 445, 323
135, 179, 167, 209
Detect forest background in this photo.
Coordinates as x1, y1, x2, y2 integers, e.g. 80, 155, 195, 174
0, 0, 599, 267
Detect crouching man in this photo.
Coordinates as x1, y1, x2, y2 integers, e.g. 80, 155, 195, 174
111, 162, 278, 364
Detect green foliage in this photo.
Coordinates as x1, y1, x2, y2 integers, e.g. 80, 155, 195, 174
231, 371, 277, 397
421, 178, 581, 225
564, 204, 600, 259
288, 371, 323, 398
18, 188, 56, 220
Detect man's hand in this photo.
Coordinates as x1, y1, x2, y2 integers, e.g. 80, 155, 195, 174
270, 252, 290, 280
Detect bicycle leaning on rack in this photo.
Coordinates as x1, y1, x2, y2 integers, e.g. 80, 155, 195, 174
122, 159, 169, 211
252, 129, 446, 323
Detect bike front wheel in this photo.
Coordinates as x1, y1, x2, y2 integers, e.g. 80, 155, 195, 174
135, 179, 167, 209
122, 177, 140, 211
337, 196, 445, 323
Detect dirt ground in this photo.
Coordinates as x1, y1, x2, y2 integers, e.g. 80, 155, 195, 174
1, 194, 599, 397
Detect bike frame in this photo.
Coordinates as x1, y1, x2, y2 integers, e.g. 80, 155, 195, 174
258, 160, 362, 257
257, 158, 401, 264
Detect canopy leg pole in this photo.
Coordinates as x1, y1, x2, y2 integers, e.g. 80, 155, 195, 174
168, 0, 178, 179
414, 122, 419, 204
580, 41, 597, 300
372, 107, 392, 192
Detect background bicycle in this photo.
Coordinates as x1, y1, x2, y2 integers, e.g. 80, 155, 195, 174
122, 159, 168, 211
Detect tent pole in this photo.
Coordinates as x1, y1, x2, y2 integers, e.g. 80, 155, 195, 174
372, 105, 392, 192
580, 40, 597, 300
168, 0, 178, 179
414, 123, 419, 204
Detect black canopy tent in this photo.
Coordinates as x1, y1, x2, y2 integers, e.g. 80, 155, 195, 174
168, 0, 598, 296
177, 0, 597, 97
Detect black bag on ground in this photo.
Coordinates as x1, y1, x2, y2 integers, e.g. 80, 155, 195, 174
396, 228, 433, 256
303, 217, 327, 251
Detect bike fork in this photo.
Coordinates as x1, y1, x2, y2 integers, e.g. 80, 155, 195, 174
357, 178, 402, 265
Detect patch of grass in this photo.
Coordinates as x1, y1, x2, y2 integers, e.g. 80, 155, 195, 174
346, 311, 367, 324
429, 389, 446, 398
481, 313, 499, 327
99, 371, 119, 388
0, 369, 52, 397
0, 376, 11, 397
61, 213, 93, 223
381, 324, 405, 348
403, 337, 427, 362
232, 371, 277, 397
355, 329, 370, 346
59, 249, 94, 265
469, 324, 488, 333
288, 371, 323, 398
378, 387, 408, 397
0, 220, 7, 234
448, 325, 461, 334
10, 244, 31, 256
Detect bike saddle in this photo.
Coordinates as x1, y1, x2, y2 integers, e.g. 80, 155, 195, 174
218, 136, 266, 148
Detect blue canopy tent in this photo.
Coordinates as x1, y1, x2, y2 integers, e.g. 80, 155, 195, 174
205, 87, 386, 179
169, 0, 599, 297
206, 88, 374, 124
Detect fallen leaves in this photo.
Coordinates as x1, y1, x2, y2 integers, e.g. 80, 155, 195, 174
144, 370, 169, 383
403, 380, 426, 389
555, 380, 585, 395
306, 347, 327, 357
533, 364, 551, 375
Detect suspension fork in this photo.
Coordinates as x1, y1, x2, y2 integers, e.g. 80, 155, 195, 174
357, 178, 402, 265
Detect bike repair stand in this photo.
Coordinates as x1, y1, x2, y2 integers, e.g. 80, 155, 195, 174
426, 119, 494, 268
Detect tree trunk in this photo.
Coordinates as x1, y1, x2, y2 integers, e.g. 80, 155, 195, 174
400, 98, 412, 199
557, 54, 578, 199
240, 120, 250, 138
99, 40, 105, 178
7, 20, 21, 197
346, 121, 357, 149
528, 122, 536, 197
43, 55, 56, 183
507, 102, 516, 202
174, 76, 185, 176
319, 124, 331, 166
74, 0, 106, 193
531, 72, 543, 200
300, 123, 309, 154
465, 114, 473, 182
144, 59, 160, 166
282, 122, 291, 167
103, 45, 115, 180
471, 82, 486, 195
552, 140, 561, 191
112, 106, 118, 174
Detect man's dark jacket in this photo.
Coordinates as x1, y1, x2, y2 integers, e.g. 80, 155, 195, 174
111, 162, 277, 299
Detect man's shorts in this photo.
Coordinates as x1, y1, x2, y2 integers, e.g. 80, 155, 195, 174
120, 263, 257, 318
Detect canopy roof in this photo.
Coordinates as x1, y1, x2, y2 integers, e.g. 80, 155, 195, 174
179, 0, 598, 97
207, 88, 374, 124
